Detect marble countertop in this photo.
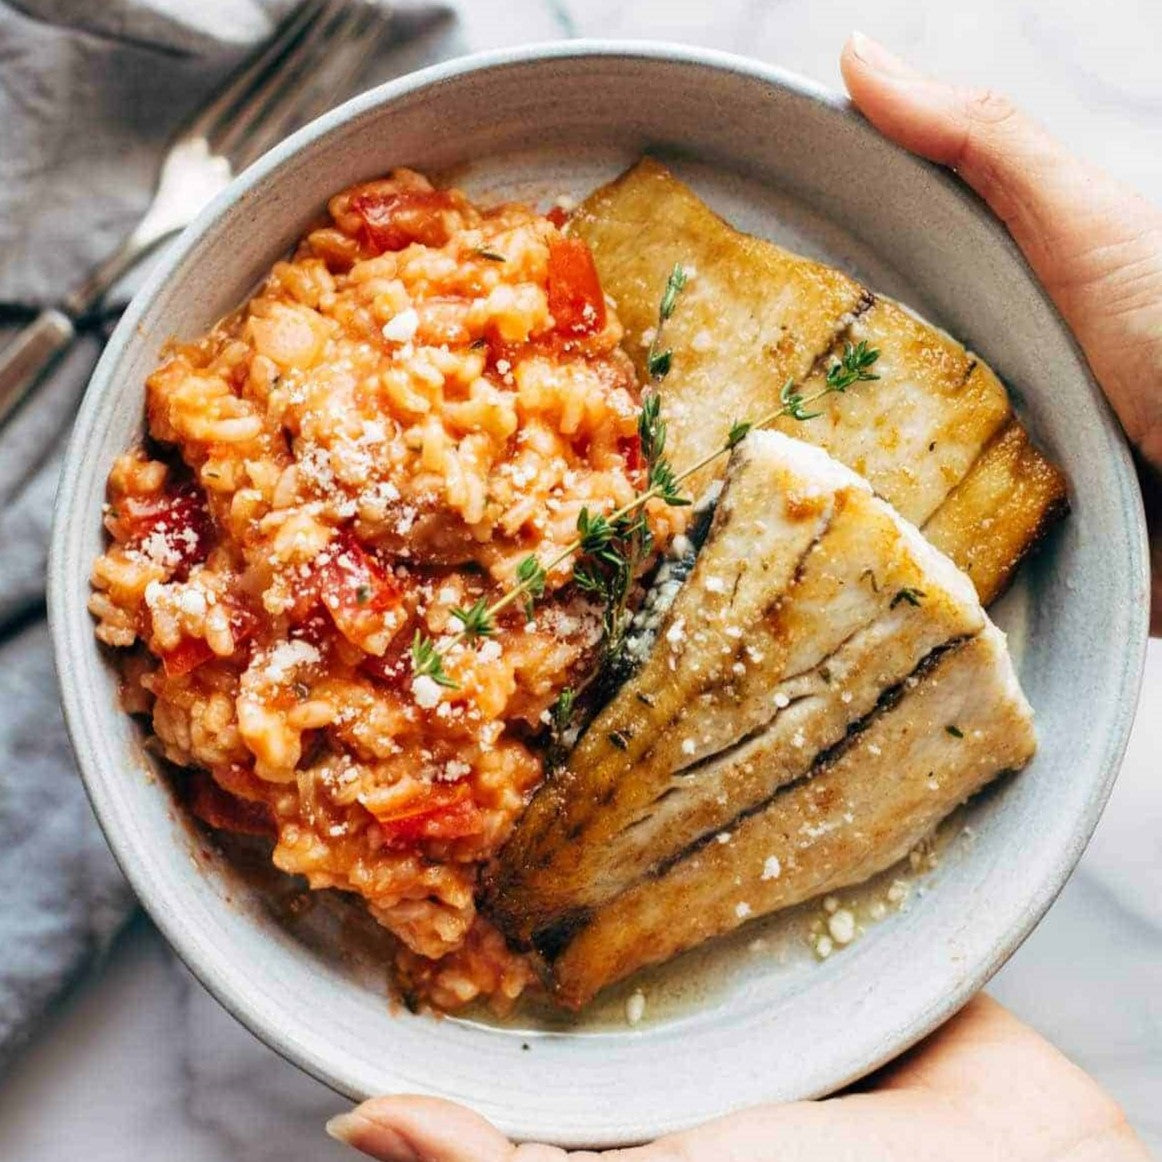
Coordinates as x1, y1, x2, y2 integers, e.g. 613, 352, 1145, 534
2, 1, 1159, 1157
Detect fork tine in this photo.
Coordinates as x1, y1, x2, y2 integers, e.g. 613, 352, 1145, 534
226, 2, 386, 173
182, 0, 330, 146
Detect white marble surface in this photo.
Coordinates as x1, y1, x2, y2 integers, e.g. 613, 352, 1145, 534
3, 1, 1161, 1157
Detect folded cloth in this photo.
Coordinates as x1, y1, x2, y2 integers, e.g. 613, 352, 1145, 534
0, 0, 452, 1072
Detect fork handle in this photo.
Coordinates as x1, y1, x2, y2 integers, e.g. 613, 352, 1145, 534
0, 309, 76, 429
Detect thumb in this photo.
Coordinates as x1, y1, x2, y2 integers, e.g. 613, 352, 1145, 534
326, 1096, 529, 1161
840, 32, 1162, 466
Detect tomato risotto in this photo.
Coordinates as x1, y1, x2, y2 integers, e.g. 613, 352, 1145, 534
89, 170, 680, 1011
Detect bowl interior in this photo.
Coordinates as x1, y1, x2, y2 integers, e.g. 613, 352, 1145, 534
49, 44, 1147, 1147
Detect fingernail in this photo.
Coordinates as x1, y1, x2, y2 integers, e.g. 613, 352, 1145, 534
849, 31, 914, 78
326, 1112, 420, 1161
326, 1112, 365, 1145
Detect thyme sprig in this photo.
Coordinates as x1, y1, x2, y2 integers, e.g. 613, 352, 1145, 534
826, 340, 881, 392
407, 267, 880, 693
411, 630, 456, 688
645, 263, 688, 379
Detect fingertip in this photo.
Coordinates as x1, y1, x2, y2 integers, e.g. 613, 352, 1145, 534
326, 1096, 515, 1162
843, 31, 920, 81
839, 38, 967, 167
327, 1110, 418, 1160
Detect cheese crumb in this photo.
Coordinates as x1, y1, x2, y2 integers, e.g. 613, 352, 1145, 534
761, 855, 782, 881
477, 639, 502, 664
263, 640, 320, 683
625, 990, 646, 1026
681, 738, 696, 756
827, 908, 856, 945
735, 901, 752, 919
411, 674, 442, 709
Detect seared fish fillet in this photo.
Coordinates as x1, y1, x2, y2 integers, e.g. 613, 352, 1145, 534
547, 621, 1032, 1008
487, 432, 1036, 1006
573, 158, 1067, 604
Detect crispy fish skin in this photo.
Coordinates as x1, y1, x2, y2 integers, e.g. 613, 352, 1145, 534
573, 159, 1067, 601
573, 157, 867, 497
774, 299, 1013, 526
547, 622, 1035, 1008
923, 420, 1070, 605
486, 434, 985, 945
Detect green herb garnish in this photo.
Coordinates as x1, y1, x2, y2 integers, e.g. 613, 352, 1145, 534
825, 340, 880, 392
410, 630, 457, 689
408, 264, 881, 691
890, 587, 926, 609
450, 597, 496, 642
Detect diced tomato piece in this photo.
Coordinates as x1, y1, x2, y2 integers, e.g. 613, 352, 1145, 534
161, 636, 214, 677
374, 783, 485, 847
185, 770, 275, 838
545, 205, 570, 229
318, 531, 403, 622
159, 600, 258, 677
359, 634, 413, 690
413, 796, 483, 841
348, 189, 461, 253
546, 235, 607, 338
120, 480, 213, 581
290, 606, 333, 650
619, 433, 643, 474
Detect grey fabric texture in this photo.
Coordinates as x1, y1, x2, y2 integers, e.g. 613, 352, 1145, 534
0, 0, 445, 1071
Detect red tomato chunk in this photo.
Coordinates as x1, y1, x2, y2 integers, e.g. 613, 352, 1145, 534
349, 189, 461, 252
546, 235, 607, 338
376, 784, 485, 847
120, 480, 213, 581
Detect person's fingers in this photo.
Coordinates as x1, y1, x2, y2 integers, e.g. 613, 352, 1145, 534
323, 1000, 1150, 1162
876, 996, 1152, 1162
327, 1095, 532, 1162
328, 1090, 981, 1162
840, 32, 1162, 470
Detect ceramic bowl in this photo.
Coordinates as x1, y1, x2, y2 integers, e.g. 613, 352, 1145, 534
48, 42, 1149, 1147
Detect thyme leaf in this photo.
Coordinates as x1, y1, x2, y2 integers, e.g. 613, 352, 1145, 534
891, 587, 926, 609
727, 419, 752, 449
551, 686, 575, 733
515, 554, 547, 619
644, 263, 689, 383
646, 349, 673, 379
410, 631, 457, 689
825, 340, 880, 392
451, 597, 496, 641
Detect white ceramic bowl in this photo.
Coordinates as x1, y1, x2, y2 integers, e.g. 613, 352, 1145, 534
49, 42, 1148, 1147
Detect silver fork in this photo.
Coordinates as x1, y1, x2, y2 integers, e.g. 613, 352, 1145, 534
0, 0, 385, 429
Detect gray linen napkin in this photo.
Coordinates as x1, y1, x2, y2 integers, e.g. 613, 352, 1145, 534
0, 0, 450, 1070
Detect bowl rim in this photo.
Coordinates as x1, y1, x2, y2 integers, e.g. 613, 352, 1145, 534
48, 37, 1149, 1145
